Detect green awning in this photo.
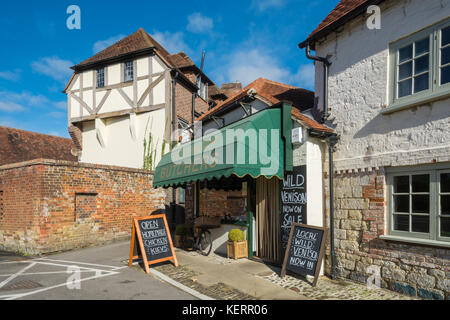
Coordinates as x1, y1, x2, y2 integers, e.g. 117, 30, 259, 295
153, 107, 291, 189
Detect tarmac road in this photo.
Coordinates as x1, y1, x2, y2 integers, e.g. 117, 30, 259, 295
0, 241, 196, 300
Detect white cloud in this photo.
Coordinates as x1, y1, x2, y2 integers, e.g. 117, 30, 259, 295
0, 101, 25, 112
0, 70, 20, 82
187, 13, 214, 34
93, 34, 125, 54
0, 90, 65, 112
212, 48, 290, 86
31, 56, 74, 82
251, 0, 286, 11
291, 64, 315, 91
151, 31, 190, 54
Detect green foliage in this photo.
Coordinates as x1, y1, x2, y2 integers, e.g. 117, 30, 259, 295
175, 224, 186, 236
228, 229, 245, 242
142, 116, 174, 170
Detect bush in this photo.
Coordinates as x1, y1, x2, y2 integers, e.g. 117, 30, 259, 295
175, 225, 186, 236
228, 229, 245, 242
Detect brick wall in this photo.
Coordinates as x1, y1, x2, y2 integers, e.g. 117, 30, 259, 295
175, 75, 209, 125
329, 169, 450, 300
0, 159, 166, 254
199, 189, 246, 218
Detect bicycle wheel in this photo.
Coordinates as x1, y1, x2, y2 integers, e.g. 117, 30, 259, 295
198, 230, 212, 256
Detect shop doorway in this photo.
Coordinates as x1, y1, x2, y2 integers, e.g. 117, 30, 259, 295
254, 177, 281, 264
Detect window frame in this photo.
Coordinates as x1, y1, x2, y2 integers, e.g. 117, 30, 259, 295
386, 165, 450, 244
124, 61, 134, 82
387, 18, 450, 113
96, 67, 105, 88
437, 169, 450, 242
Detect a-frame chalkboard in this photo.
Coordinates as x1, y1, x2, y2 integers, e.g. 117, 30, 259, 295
128, 215, 178, 274
281, 223, 328, 287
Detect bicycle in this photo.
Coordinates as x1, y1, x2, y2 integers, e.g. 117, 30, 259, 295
192, 225, 213, 256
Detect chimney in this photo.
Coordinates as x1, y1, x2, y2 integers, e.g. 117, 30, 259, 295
220, 81, 242, 98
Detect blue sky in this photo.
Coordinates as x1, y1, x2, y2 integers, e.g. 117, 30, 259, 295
0, 0, 338, 138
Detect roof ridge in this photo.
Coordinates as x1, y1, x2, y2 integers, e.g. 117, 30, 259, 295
0, 126, 72, 140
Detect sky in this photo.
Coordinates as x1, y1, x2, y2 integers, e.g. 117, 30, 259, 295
0, 0, 339, 138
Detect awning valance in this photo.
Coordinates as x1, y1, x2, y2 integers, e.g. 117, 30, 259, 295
153, 107, 291, 189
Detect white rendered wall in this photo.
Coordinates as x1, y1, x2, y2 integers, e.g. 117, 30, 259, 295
314, 0, 450, 172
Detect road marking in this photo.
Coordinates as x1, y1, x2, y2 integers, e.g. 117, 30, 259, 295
36, 258, 123, 270
0, 263, 37, 289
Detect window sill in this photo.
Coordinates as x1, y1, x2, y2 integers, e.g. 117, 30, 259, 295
380, 235, 450, 248
382, 89, 450, 115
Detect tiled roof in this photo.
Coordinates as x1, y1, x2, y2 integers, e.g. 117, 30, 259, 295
0, 127, 77, 166
197, 78, 332, 133
302, 0, 382, 47
169, 52, 195, 68
74, 28, 173, 69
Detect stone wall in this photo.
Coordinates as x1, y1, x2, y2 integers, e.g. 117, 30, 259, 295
330, 169, 450, 300
0, 159, 166, 254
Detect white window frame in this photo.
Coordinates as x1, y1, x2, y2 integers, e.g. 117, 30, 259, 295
124, 61, 134, 82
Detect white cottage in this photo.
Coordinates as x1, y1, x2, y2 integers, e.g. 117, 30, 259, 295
300, 0, 450, 299
64, 28, 216, 170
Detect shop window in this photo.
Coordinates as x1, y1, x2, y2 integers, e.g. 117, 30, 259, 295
75, 193, 97, 222
388, 167, 450, 242
179, 188, 185, 204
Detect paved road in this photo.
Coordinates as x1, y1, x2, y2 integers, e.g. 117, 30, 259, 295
0, 242, 196, 300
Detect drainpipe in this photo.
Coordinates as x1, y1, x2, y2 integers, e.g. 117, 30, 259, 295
328, 134, 338, 279
303, 43, 331, 122
171, 71, 179, 225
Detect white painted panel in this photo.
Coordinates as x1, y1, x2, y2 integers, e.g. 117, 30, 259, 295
83, 71, 93, 88
152, 57, 165, 73
137, 79, 149, 106
137, 57, 149, 77
100, 89, 129, 113
95, 91, 106, 108
108, 64, 121, 85
70, 96, 81, 118
83, 91, 93, 110
122, 86, 134, 106
71, 75, 80, 91
153, 77, 165, 105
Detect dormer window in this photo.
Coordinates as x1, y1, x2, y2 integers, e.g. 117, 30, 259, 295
124, 61, 134, 82
96, 68, 105, 88
196, 76, 208, 100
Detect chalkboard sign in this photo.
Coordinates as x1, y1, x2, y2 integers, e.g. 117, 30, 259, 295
281, 223, 328, 286
128, 215, 178, 274
280, 166, 307, 251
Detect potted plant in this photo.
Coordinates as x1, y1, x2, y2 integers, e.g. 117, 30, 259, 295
174, 224, 186, 248
227, 229, 248, 260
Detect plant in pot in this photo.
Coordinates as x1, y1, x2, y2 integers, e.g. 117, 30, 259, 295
227, 229, 248, 260
174, 224, 186, 248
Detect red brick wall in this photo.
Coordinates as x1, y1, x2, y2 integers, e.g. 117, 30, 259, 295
0, 159, 166, 254
175, 75, 209, 125
199, 189, 246, 218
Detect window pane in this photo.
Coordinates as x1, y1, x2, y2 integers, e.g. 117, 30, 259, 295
441, 46, 450, 66
441, 195, 450, 215
412, 195, 429, 213
399, 62, 413, 80
398, 79, 412, 97
414, 73, 429, 93
415, 38, 429, 56
441, 173, 450, 192
412, 174, 429, 192
442, 26, 450, 47
394, 195, 409, 213
412, 215, 429, 233
394, 214, 409, 231
441, 65, 450, 85
394, 176, 409, 193
414, 55, 429, 74
441, 217, 450, 237
399, 45, 413, 63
